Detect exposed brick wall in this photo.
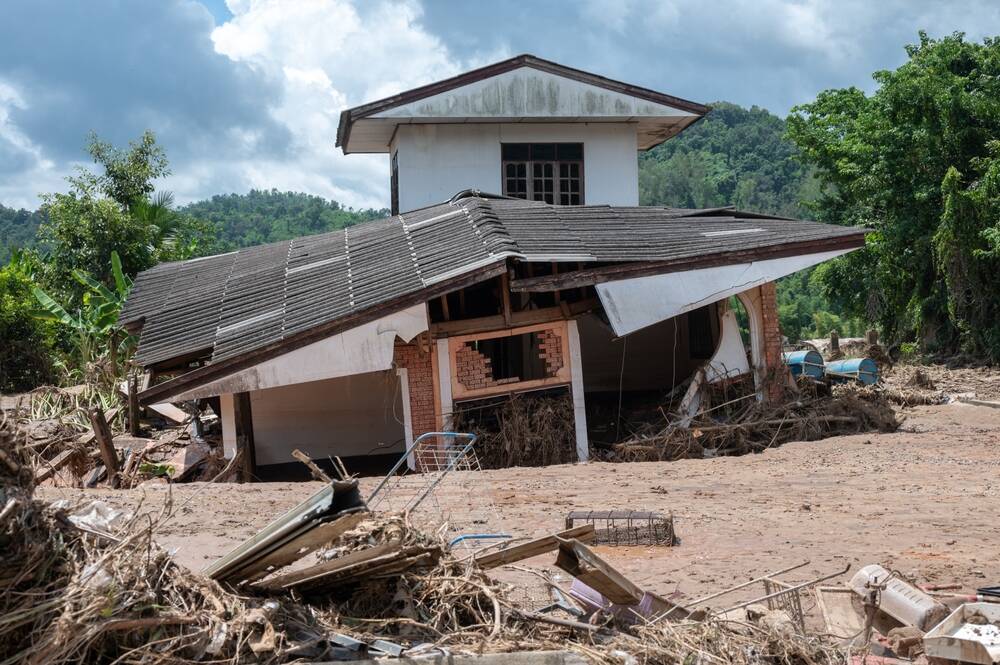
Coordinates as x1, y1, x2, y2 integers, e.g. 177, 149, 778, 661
456, 343, 518, 390
455, 329, 565, 392
537, 329, 564, 374
393, 341, 436, 438
758, 281, 786, 400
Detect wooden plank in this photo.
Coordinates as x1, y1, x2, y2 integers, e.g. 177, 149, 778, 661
147, 402, 187, 424
34, 449, 77, 484
89, 408, 120, 487
554, 538, 644, 605
243, 511, 368, 582
475, 525, 595, 570
232, 392, 256, 482
127, 374, 141, 436
256, 540, 402, 590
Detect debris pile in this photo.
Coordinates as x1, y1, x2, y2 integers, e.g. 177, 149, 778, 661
2, 384, 229, 489
606, 382, 899, 463
1, 423, 852, 664
455, 391, 577, 469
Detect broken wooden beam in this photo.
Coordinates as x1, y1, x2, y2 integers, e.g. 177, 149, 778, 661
554, 538, 643, 605
475, 525, 595, 570
256, 540, 441, 593
78, 407, 122, 446
89, 408, 120, 487
127, 373, 141, 436
292, 448, 332, 482
33, 448, 77, 484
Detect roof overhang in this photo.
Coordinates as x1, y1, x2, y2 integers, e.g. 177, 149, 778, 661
337, 54, 708, 153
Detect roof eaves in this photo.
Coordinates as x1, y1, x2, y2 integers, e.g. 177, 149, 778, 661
335, 53, 709, 151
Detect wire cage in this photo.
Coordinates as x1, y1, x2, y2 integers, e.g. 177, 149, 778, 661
762, 577, 807, 633
366, 432, 504, 547
565, 510, 676, 546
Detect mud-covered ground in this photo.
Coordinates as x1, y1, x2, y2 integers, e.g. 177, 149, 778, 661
38, 400, 1000, 626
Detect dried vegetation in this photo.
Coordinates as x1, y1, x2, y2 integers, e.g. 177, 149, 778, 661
1, 417, 849, 664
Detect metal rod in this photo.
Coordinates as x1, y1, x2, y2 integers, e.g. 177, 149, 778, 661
406, 433, 478, 512
366, 431, 474, 505
719, 564, 851, 615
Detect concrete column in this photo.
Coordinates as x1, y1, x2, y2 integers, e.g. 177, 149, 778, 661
220, 393, 237, 459
566, 319, 590, 462
435, 338, 453, 430
396, 367, 416, 471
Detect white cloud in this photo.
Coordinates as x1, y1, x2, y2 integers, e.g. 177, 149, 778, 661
203, 0, 475, 210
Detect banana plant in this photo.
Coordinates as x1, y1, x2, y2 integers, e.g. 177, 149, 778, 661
31, 251, 134, 373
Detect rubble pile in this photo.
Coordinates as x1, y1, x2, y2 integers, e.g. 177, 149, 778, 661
2, 386, 228, 489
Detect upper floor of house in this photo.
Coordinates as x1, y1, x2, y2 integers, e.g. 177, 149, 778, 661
336, 55, 708, 213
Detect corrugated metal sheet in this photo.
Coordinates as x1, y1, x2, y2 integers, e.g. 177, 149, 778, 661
122, 195, 864, 368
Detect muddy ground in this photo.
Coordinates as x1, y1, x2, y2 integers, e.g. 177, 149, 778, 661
37, 400, 1000, 627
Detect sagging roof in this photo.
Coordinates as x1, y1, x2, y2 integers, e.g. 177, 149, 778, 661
122, 193, 865, 393
336, 54, 710, 153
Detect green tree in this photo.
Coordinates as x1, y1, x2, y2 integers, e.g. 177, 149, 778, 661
0, 253, 56, 392
37, 131, 210, 307
787, 32, 1000, 360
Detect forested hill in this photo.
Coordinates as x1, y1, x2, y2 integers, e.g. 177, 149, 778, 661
0, 204, 46, 263
639, 101, 817, 218
179, 189, 388, 250
2, 102, 810, 258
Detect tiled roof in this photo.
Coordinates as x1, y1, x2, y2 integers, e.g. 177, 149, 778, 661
121, 193, 865, 369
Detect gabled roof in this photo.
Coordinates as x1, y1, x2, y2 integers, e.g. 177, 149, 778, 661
123, 193, 866, 403
336, 54, 710, 153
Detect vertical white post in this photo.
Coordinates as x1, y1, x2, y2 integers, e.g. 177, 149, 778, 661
567, 320, 590, 462
396, 368, 416, 471
220, 393, 237, 459
435, 338, 453, 430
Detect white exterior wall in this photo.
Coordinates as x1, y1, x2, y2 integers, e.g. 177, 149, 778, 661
249, 370, 405, 466
393, 123, 639, 212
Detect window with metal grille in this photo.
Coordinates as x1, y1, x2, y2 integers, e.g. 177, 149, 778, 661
502, 143, 583, 204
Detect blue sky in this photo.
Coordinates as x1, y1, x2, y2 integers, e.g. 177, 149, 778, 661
2, 0, 999, 211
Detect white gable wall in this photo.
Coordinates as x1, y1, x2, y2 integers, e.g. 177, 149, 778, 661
393, 122, 639, 211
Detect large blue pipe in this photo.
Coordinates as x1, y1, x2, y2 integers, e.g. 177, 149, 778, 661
783, 350, 825, 379
825, 358, 879, 385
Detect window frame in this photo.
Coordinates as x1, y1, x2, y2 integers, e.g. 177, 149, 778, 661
501, 143, 585, 205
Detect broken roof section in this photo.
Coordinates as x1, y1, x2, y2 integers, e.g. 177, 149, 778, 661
336, 54, 710, 153
121, 193, 866, 404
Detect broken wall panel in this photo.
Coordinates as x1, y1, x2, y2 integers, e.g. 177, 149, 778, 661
595, 248, 853, 337
448, 321, 572, 401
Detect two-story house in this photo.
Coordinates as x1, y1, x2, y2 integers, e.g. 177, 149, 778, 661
121, 55, 866, 479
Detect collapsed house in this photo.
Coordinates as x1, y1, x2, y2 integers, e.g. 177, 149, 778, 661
119, 55, 866, 479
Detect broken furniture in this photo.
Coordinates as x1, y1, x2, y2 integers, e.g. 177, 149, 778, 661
205, 479, 368, 584
255, 539, 442, 594
923, 602, 1000, 665
565, 510, 676, 546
